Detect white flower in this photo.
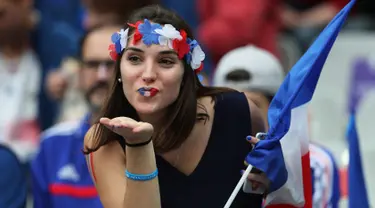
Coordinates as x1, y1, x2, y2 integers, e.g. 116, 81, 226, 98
190, 44, 205, 69
158, 36, 174, 49
155, 24, 182, 49
119, 28, 129, 50
154, 24, 182, 40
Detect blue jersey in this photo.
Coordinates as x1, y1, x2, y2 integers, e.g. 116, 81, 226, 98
31, 115, 102, 208
310, 143, 340, 208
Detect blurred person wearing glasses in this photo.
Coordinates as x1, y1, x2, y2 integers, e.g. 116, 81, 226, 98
213, 45, 341, 208
37, 0, 157, 129
31, 24, 121, 208
45, 0, 158, 124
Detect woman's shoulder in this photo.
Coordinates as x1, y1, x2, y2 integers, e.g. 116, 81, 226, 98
212, 90, 248, 109
209, 89, 265, 135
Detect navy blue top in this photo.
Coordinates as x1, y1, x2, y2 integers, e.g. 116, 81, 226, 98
117, 91, 263, 207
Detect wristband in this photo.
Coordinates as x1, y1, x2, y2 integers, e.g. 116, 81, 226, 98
124, 137, 152, 147
125, 169, 158, 181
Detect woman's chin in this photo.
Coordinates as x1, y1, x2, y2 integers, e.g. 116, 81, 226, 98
134, 103, 159, 115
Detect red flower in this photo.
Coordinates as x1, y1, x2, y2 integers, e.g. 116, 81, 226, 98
195, 63, 204, 74
128, 21, 143, 44
109, 51, 118, 60
108, 44, 116, 51
108, 44, 118, 60
173, 30, 190, 59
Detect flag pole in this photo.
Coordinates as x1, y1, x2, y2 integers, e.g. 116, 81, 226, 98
224, 164, 253, 208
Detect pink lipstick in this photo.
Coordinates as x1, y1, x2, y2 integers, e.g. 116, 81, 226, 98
137, 87, 159, 97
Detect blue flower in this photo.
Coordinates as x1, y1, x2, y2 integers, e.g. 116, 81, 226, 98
198, 74, 204, 83
187, 38, 198, 51
111, 33, 120, 43
138, 19, 162, 46
115, 42, 122, 53
185, 53, 192, 64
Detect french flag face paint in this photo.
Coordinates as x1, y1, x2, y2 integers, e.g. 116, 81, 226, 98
137, 87, 159, 97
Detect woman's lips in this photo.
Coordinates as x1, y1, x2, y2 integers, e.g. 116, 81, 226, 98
137, 87, 159, 97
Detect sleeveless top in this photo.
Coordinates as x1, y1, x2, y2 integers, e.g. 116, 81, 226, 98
116, 91, 263, 208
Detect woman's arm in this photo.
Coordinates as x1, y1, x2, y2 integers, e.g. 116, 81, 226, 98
84, 125, 161, 208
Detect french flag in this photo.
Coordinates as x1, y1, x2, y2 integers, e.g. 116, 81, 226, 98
244, 1, 356, 207
346, 114, 370, 208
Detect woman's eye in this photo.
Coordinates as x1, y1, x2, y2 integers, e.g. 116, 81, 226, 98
159, 59, 175, 66
127, 56, 141, 63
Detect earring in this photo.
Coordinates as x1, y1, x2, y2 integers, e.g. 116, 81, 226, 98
118, 78, 122, 83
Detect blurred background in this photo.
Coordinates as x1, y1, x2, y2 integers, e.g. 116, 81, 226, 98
0, 0, 374, 207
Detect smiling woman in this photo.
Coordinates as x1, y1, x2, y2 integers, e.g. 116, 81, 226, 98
83, 5, 268, 208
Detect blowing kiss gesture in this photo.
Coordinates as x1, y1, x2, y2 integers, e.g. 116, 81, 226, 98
100, 117, 154, 145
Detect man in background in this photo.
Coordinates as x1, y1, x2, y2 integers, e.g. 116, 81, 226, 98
31, 24, 120, 208
36, 0, 158, 129
0, 0, 41, 162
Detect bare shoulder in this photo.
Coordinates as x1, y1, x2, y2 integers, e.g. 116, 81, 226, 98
245, 95, 266, 136
83, 125, 127, 207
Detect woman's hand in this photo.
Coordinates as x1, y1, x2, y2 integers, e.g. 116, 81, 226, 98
99, 117, 154, 144
242, 136, 270, 193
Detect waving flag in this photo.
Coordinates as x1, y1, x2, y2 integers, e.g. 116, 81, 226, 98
346, 114, 370, 208
348, 57, 375, 113
244, 1, 356, 207
345, 56, 373, 208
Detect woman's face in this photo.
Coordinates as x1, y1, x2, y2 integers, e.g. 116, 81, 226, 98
120, 37, 185, 116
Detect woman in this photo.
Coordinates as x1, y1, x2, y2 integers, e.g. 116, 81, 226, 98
84, 5, 267, 208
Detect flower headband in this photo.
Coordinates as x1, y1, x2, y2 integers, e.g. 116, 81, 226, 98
108, 19, 205, 74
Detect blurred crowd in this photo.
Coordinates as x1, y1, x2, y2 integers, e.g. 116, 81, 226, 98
0, 0, 374, 207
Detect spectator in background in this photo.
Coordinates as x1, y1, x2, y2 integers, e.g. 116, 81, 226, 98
197, 0, 281, 65
81, 0, 159, 29
213, 45, 341, 208
36, 0, 158, 129
309, 142, 341, 208
213, 45, 284, 128
342, 0, 375, 30
281, 0, 349, 52
44, 0, 158, 123
160, 0, 216, 77
31, 24, 121, 208
34, 0, 86, 130
0, 0, 41, 162
0, 144, 28, 208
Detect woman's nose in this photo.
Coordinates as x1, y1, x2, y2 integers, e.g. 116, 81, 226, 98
141, 62, 157, 83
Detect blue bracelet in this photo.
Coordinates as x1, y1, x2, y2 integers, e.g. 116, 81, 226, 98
125, 169, 158, 181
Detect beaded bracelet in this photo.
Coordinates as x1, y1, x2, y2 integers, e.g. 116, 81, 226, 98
125, 169, 158, 181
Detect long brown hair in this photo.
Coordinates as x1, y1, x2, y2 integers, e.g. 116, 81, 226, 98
84, 5, 234, 154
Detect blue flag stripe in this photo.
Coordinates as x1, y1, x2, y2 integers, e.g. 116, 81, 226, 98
347, 114, 370, 208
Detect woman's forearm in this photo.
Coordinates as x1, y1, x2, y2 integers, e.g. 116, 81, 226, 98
124, 142, 161, 208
